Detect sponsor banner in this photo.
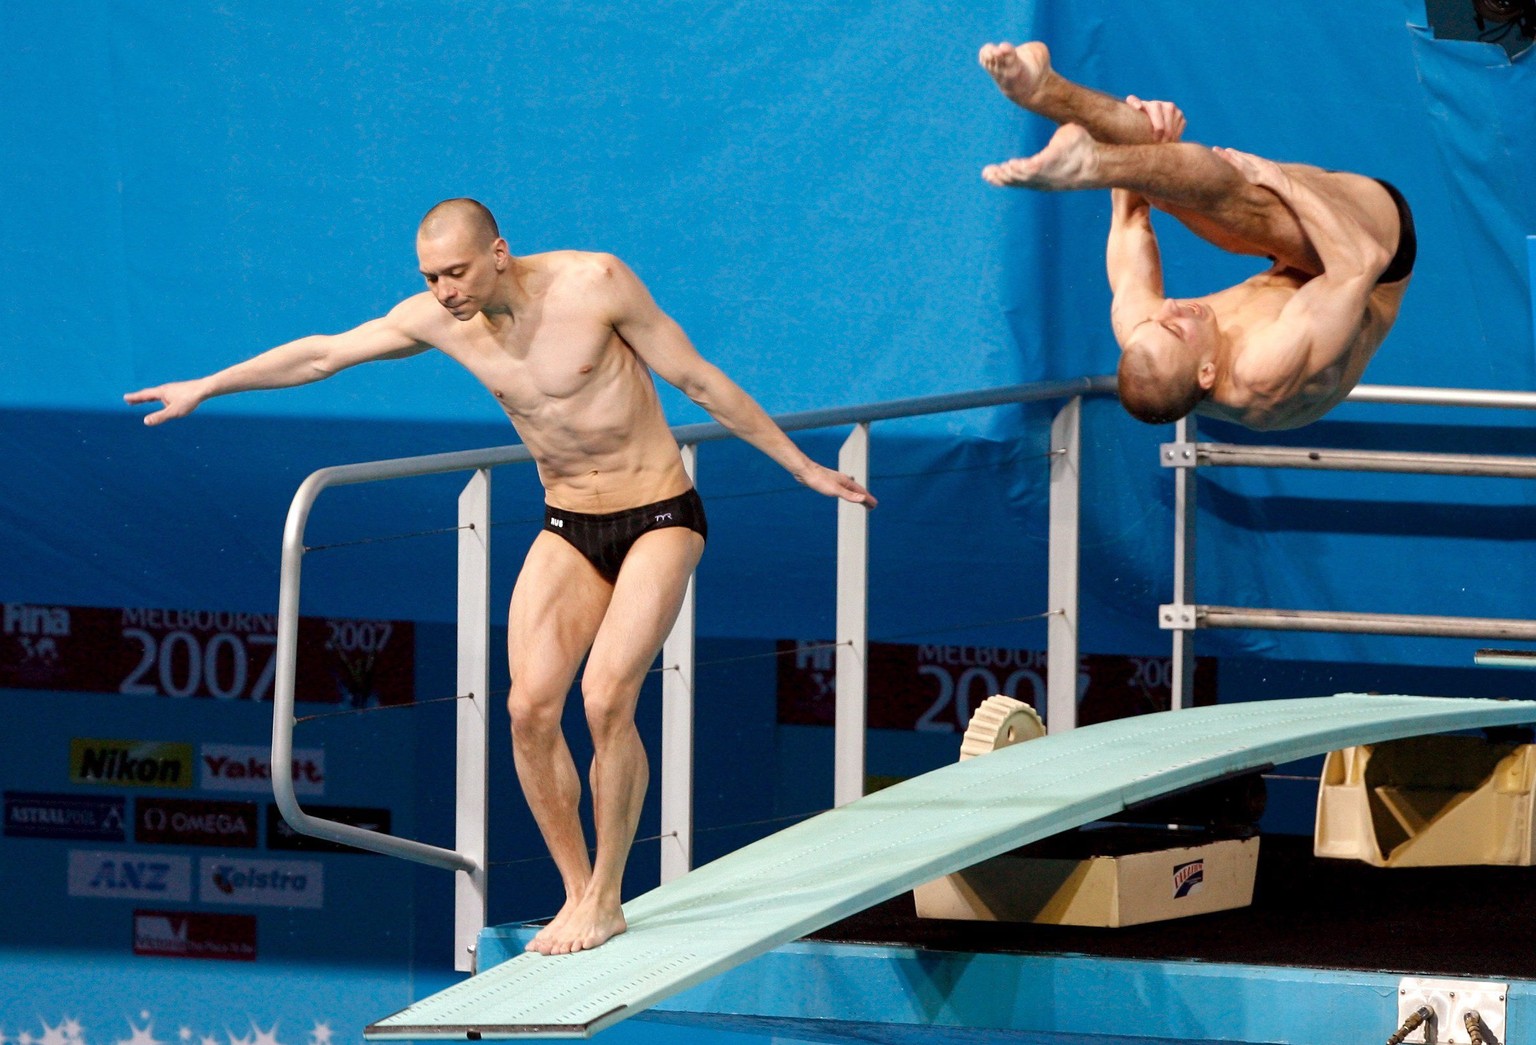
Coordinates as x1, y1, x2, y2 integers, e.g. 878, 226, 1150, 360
776, 640, 1218, 730
4, 792, 127, 841
68, 849, 192, 902
133, 909, 257, 961
0, 601, 413, 706
200, 743, 324, 796
199, 857, 324, 909
70, 739, 194, 789
266, 803, 391, 855
135, 798, 257, 848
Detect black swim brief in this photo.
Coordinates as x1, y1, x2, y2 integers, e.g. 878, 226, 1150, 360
544, 487, 708, 582
1374, 177, 1416, 284
1266, 176, 1416, 284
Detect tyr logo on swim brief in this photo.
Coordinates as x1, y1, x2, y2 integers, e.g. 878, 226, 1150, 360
654, 512, 673, 523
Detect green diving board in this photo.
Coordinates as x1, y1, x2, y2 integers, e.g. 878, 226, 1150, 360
366, 693, 1536, 1040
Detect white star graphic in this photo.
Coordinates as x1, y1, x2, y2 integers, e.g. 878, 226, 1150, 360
225, 1029, 253, 1045
20, 1031, 36, 1045
36, 1020, 67, 1045
116, 1018, 166, 1045
307, 1023, 332, 1045
178, 1030, 192, 1043
61, 1021, 85, 1045
248, 1023, 282, 1045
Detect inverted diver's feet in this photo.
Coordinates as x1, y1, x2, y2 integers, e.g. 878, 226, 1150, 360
978, 40, 1052, 110
982, 123, 1100, 190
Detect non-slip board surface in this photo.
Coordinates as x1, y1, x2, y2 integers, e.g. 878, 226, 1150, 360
366, 694, 1536, 1039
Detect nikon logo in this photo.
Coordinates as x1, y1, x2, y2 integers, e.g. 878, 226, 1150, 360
71, 739, 194, 789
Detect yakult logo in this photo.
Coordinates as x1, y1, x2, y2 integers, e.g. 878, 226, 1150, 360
199, 744, 325, 796
198, 858, 324, 909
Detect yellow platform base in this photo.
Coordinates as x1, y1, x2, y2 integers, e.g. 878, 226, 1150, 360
1314, 734, 1536, 867
914, 831, 1259, 928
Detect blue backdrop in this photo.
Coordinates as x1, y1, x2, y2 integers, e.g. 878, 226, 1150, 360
4, 0, 1534, 669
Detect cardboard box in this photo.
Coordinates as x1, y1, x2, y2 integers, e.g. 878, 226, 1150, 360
914, 829, 1259, 928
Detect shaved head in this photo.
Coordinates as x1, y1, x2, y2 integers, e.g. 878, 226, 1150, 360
418, 198, 500, 247
1117, 339, 1208, 425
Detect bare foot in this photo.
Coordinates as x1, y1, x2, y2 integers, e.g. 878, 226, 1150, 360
982, 123, 1100, 190
978, 40, 1051, 110
546, 897, 627, 955
525, 900, 578, 955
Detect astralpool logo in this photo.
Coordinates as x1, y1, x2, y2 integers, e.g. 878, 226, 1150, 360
70, 739, 194, 788
1172, 859, 1205, 898
4, 792, 126, 841
199, 858, 324, 909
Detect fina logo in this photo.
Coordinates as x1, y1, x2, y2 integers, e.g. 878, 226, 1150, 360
1172, 859, 1205, 899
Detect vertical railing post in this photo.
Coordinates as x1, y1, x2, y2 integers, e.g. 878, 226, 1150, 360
455, 469, 491, 973
1047, 397, 1082, 732
1170, 415, 1197, 709
660, 445, 698, 882
834, 424, 870, 807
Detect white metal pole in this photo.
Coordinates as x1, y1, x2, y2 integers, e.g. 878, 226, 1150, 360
1047, 397, 1082, 732
660, 445, 698, 881
455, 469, 491, 972
834, 424, 870, 807
1170, 415, 1197, 710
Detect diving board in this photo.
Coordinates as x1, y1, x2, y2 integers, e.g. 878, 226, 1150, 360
366, 693, 1536, 1040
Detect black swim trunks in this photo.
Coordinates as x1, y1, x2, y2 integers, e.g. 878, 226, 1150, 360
544, 488, 708, 582
1373, 178, 1416, 284
1265, 176, 1416, 284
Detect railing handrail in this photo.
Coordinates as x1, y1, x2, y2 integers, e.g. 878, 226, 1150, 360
267, 374, 1118, 875
1344, 384, 1536, 410
269, 376, 1536, 864
270, 375, 1118, 492
268, 374, 1536, 948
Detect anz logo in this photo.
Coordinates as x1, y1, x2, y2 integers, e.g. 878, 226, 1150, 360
68, 849, 192, 901
549, 517, 565, 528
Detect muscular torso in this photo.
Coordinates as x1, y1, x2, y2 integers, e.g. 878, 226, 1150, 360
404, 252, 691, 512
1196, 267, 1405, 430
1194, 169, 1409, 431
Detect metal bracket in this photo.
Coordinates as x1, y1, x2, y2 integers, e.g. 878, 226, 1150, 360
1160, 442, 1199, 468
1397, 977, 1507, 1044
1159, 603, 1197, 631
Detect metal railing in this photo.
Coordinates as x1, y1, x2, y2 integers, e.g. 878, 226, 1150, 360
269, 374, 1114, 971
270, 375, 1536, 970
1162, 384, 1536, 705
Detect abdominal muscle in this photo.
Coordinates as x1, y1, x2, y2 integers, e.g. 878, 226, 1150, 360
506, 377, 693, 515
